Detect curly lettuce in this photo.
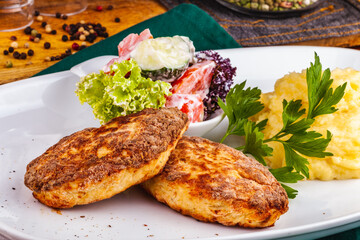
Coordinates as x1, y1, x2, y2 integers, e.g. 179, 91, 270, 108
76, 59, 172, 124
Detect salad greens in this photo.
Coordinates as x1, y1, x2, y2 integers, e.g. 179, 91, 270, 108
76, 59, 172, 124
218, 53, 347, 199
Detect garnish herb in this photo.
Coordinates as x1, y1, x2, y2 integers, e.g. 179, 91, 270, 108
219, 53, 347, 199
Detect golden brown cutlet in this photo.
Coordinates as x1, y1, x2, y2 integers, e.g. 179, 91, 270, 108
142, 136, 289, 228
24, 108, 189, 208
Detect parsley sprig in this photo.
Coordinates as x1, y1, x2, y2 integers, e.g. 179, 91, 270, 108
218, 53, 347, 199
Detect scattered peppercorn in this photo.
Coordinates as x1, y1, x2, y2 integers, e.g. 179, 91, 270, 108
96, 5, 103, 11
24, 42, 30, 48
55, 12, 61, 18
8, 47, 14, 53
29, 36, 35, 41
31, 29, 38, 37
24, 26, 32, 35
63, 22, 109, 43
44, 42, 51, 49
50, 56, 55, 61
114, 17, 120, 23
35, 33, 42, 39
34, 10, 40, 16
107, 5, 114, 10
3, 50, 9, 55
10, 42, 18, 48
13, 51, 20, 59
45, 56, 51, 62
27, 49, 34, 56
34, 37, 40, 43
51, 29, 57, 35
61, 35, 68, 42
36, 15, 43, 22
71, 42, 79, 50
41, 21, 47, 28
10, 36, 17, 41
20, 52, 27, 60
62, 14, 68, 20
5, 60, 13, 68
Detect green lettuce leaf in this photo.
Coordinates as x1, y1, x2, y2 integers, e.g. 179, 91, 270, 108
76, 59, 172, 124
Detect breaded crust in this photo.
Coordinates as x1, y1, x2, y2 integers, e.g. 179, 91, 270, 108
24, 108, 189, 208
142, 136, 288, 228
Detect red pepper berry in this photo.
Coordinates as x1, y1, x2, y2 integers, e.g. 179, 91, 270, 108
72, 42, 79, 50
96, 5, 103, 11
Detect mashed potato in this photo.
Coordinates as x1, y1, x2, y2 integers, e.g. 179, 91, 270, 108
253, 68, 360, 180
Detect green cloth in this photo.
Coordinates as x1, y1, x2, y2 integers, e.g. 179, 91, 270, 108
34, 3, 240, 76
33, 3, 360, 240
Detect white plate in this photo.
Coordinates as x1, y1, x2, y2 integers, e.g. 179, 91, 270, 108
1, 46, 360, 240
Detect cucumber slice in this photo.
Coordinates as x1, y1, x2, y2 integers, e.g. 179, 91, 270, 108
130, 36, 195, 82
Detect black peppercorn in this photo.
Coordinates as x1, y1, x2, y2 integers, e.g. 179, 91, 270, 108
24, 26, 32, 35
41, 22, 47, 28
61, 35, 68, 42
50, 56, 55, 61
20, 52, 27, 60
62, 14, 68, 20
27, 49, 34, 56
62, 24, 68, 31
8, 47, 14, 53
35, 33, 42, 39
107, 5, 114, 10
13, 51, 20, 59
10, 36, 17, 41
34, 10, 40, 16
55, 12, 61, 18
44, 42, 51, 49
114, 17, 120, 23
51, 29, 57, 35
3, 50, 9, 55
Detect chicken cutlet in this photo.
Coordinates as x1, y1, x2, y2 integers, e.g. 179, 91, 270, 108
142, 136, 288, 228
24, 108, 189, 208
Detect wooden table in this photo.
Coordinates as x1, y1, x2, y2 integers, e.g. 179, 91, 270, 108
0, 0, 166, 85
1, 0, 359, 85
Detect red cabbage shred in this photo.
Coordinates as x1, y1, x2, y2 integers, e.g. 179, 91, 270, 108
196, 50, 236, 120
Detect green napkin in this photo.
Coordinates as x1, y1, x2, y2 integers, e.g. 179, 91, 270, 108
34, 3, 240, 77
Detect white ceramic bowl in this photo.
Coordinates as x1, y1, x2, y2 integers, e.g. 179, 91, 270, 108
185, 110, 224, 137
70, 55, 226, 137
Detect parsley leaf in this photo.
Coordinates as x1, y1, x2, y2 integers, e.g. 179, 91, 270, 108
307, 53, 347, 119
218, 81, 265, 142
218, 52, 346, 199
239, 121, 273, 166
